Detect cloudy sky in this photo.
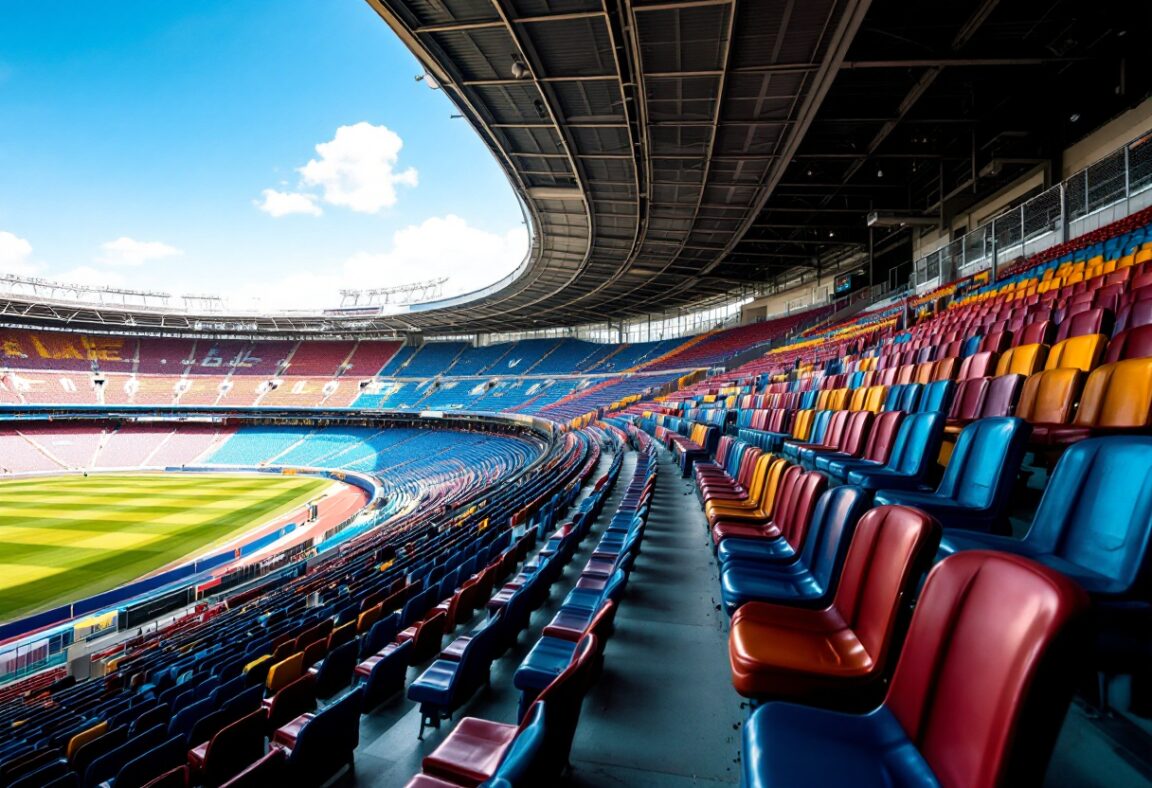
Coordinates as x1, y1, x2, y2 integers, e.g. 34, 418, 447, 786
0, 1, 528, 310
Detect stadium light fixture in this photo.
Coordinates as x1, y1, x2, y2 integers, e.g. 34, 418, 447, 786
510, 53, 530, 80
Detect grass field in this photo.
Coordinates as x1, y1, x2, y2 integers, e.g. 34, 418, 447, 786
0, 473, 333, 623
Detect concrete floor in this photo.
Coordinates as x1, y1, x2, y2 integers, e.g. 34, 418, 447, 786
338, 446, 1151, 787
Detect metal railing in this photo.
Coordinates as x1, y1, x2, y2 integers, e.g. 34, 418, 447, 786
912, 130, 1152, 288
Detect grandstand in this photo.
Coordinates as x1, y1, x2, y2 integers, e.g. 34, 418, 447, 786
1, 1, 1151, 787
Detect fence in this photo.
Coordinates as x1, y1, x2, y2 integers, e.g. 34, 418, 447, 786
913, 130, 1152, 288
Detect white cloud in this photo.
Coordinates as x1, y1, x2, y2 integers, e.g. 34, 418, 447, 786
256, 188, 322, 217
343, 215, 526, 294
228, 215, 527, 310
98, 236, 182, 267
0, 231, 37, 276
297, 122, 418, 214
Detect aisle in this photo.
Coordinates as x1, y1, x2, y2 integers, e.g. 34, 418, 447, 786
351, 447, 638, 786
566, 448, 742, 786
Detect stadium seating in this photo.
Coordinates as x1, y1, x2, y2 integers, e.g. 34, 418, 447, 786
740, 552, 1088, 787
873, 417, 1031, 532
727, 505, 941, 702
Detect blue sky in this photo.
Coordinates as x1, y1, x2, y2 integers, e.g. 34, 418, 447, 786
0, 0, 527, 309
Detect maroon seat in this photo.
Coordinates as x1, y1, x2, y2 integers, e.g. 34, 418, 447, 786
420, 635, 600, 786
956, 351, 996, 380
714, 465, 824, 543
1056, 307, 1114, 342
1016, 320, 1053, 346
1115, 299, 1152, 335
1106, 325, 1152, 362
978, 331, 1012, 354
784, 410, 850, 460
219, 749, 286, 788
1093, 283, 1125, 313
728, 505, 942, 703
981, 373, 1025, 418
189, 710, 267, 787
741, 551, 1090, 787
944, 378, 988, 434
711, 464, 803, 544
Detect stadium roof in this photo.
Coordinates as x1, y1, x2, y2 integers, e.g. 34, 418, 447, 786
2, 0, 1144, 336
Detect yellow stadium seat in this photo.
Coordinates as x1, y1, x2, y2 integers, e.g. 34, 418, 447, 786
995, 344, 1048, 377
1044, 335, 1106, 374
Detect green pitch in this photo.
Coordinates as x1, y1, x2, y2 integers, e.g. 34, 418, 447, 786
0, 473, 332, 622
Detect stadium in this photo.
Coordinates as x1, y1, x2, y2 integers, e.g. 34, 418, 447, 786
0, 0, 1150, 786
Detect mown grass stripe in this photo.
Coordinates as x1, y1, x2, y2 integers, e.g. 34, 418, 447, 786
0, 473, 332, 622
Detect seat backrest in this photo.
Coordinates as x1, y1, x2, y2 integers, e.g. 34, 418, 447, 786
267, 673, 317, 733
995, 344, 1047, 377
112, 734, 185, 788
1023, 437, 1152, 594
1056, 307, 1113, 342
956, 351, 996, 381
778, 471, 828, 550
887, 412, 944, 476
762, 461, 799, 519
931, 357, 957, 381
861, 385, 887, 413
1116, 299, 1152, 335
861, 411, 905, 463
1106, 324, 1152, 363
979, 331, 1012, 354
534, 635, 600, 767
836, 410, 874, 456
1016, 320, 1053, 346
979, 374, 1024, 418
291, 686, 364, 767
818, 409, 850, 448
935, 417, 1031, 509
960, 334, 983, 357
790, 409, 815, 440
918, 380, 954, 413
490, 701, 548, 785
1043, 334, 1106, 373
1071, 358, 1152, 429
1015, 368, 1082, 425
733, 445, 763, 487
831, 506, 941, 673
948, 378, 988, 421
886, 551, 1089, 788
806, 409, 833, 444
798, 485, 870, 594
882, 384, 904, 411
898, 383, 923, 412
266, 651, 304, 694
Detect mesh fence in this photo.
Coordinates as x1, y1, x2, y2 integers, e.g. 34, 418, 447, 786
912, 131, 1149, 283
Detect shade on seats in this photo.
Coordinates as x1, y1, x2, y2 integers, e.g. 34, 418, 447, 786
845, 412, 944, 492
956, 351, 996, 380
741, 551, 1089, 788
727, 505, 941, 703
1016, 320, 1054, 346
874, 417, 1031, 532
718, 486, 870, 613
917, 380, 954, 413
938, 437, 1152, 596
1105, 324, 1152, 362
1055, 307, 1114, 342
1115, 298, 1152, 334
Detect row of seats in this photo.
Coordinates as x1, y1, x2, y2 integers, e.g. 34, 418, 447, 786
403, 428, 657, 786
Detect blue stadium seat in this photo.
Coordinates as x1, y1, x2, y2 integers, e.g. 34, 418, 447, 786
874, 417, 1031, 532
845, 412, 945, 492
